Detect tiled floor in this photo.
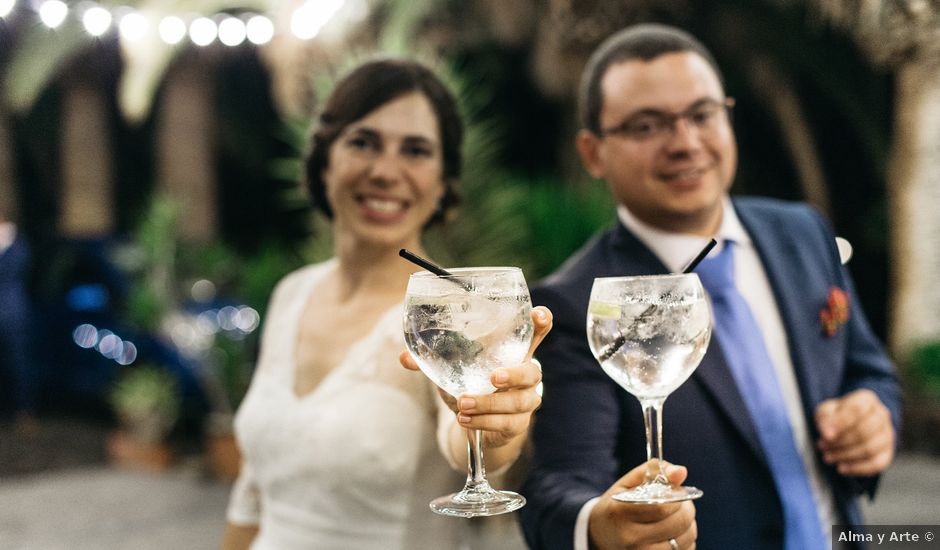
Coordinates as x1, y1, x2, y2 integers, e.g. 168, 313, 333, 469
0, 420, 937, 549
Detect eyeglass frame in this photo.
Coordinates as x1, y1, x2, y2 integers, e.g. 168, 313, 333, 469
597, 97, 735, 141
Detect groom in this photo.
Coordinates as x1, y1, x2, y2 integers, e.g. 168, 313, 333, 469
519, 24, 900, 550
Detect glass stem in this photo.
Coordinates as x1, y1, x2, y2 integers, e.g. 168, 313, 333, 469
465, 428, 489, 490
640, 398, 669, 485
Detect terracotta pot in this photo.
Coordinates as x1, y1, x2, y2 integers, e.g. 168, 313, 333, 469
206, 433, 241, 481
106, 431, 174, 472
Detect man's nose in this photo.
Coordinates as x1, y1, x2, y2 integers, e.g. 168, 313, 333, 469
663, 115, 703, 152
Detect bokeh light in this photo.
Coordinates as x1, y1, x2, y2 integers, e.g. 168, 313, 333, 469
72, 324, 99, 349
235, 306, 261, 333
119, 11, 148, 42
245, 15, 274, 45
0, 0, 15, 19
82, 6, 112, 36
191, 279, 217, 302
158, 15, 187, 44
38, 0, 68, 28
217, 306, 238, 332
218, 17, 247, 47
189, 16, 217, 46
117, 341, 138, 365
98, 333, 123, 359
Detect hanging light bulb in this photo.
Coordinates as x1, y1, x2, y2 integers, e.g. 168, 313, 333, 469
158, 15, 187, 44
218, 17, 247, 47
245, 15, 274, 45
119, 11, 148, 42
82, 6, 112, 37
0, 0, 16, 19
189, 16, 217, 46
38, 0, 68, 28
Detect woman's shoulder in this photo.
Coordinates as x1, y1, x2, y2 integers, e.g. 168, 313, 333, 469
270, 259, 336, 299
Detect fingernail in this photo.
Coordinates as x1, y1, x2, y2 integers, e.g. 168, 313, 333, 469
534, 309, 545, 321
458, 414, 472, 424
459, 397, 476, 411
494, 370, 509, 384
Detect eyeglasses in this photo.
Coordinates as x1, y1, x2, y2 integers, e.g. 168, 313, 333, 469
599, 97, 735, 142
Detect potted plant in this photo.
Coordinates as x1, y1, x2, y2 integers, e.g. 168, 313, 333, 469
107, 365, 181, 471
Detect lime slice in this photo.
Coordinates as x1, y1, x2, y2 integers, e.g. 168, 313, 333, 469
589, 301, 621, 319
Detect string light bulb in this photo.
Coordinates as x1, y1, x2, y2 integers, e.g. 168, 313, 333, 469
158, 15, 187, 45
82, 6, 112, 37
38, 0, 68, 28
0, 0, 16, 19
22, 0, 360, 47
118, 11, 148, 42
218, 17, 247, 47
245, 15, 274, 45
189, 16, 217, 47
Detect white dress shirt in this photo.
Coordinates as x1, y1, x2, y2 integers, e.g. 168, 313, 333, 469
573, 197, 835, 549
0, 222, 15, 256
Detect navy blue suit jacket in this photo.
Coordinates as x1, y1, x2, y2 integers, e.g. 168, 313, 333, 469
0, 234, 31, 329
519, 197, 901, 550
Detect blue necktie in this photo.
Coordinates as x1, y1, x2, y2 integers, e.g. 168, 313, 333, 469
696, 241, 826, 549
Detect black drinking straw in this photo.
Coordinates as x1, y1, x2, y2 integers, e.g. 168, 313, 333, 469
399, 248, 454, 277
399, 249, 475, 291
681, 238, 717, 274
597, 238, 718, 363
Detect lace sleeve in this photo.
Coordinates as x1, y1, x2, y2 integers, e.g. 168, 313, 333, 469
226, 463, 261, 526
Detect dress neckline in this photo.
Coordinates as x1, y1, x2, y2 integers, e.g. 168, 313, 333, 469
286, 260, 403, 401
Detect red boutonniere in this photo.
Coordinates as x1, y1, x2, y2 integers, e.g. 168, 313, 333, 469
820, 287, 850, 337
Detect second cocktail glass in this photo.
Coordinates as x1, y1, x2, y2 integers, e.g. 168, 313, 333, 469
587, 273, 712, 503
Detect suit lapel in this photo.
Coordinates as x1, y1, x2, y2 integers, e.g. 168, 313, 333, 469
608, 222, 770, 464
735, 202, 826, 426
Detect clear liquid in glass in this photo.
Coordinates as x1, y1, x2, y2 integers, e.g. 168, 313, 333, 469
403, 267, 533, 516
586, 273, 711, 503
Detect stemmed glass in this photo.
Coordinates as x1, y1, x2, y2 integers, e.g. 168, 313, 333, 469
587, 273, 712, 503
403, 267, 534, 517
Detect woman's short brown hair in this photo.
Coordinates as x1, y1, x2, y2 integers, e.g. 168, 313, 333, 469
304, 58, 463, 226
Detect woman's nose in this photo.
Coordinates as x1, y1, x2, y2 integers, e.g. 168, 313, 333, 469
368, 151, 402, 184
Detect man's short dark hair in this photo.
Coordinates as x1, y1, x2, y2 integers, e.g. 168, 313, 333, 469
578, 24, 724, 134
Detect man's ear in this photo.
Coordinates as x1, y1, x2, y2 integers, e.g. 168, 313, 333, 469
575, 129, 605, 179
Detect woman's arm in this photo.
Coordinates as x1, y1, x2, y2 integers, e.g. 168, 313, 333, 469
220, 522, 258, 550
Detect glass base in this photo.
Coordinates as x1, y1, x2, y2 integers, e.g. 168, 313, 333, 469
612, 483, 703, 504
430, 488, 526, 517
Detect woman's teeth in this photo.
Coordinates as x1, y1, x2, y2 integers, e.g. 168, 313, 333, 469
363, 198, 404, 212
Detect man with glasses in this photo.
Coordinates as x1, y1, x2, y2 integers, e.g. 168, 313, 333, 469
519, 24, 900, 550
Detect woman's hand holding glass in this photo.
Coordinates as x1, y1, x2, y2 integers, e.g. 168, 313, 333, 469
401, 305, 552, 449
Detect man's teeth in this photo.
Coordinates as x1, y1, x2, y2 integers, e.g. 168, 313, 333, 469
364, 198, 405, 212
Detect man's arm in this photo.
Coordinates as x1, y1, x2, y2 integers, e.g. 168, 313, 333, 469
808, 208, 901, 489
519, 286, 696, 550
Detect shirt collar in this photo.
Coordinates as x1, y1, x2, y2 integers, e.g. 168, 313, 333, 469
0, 222, 15, 256
616, 195, 750, 273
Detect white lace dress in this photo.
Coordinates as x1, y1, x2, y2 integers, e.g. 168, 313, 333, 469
226, 261, 527, 550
